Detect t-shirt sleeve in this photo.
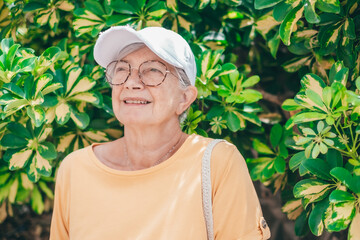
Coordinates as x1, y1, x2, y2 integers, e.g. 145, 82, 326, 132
50, 159, 70, 240
211, 142, 271, 240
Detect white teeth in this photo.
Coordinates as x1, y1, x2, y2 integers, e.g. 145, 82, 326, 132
125, 100, 148, 104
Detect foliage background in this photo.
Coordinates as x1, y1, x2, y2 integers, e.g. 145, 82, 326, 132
0, 0, 359, 239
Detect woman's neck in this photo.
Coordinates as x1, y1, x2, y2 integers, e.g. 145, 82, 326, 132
122, 123, 186, 170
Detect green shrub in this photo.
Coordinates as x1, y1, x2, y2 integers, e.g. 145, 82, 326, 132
0, 0, 359, 238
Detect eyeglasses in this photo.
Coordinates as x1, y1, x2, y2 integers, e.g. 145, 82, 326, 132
105, 60, 177, 87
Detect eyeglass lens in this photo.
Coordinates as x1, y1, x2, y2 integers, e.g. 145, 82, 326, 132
106, 60, 168, 86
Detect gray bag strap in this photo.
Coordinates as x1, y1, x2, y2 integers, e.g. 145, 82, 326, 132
202, 139, 225, 240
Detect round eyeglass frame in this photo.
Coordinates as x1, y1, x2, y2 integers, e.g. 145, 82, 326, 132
105, 60, 178, 87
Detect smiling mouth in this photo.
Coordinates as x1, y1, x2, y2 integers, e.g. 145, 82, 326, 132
124, 100, 151, 104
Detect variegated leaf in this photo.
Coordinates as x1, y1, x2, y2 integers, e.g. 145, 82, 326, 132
34, 151, 52, 176
42, 82, 62, 95
320, 22, 342, 51
55, 102, 71, 124
3, 99, 28, 112
68, 77, 96, 97
282, 199, 303, 220
66, 67, 82, 94
35, 73, 53, 97
282, 56, 312, 72
70, 109, 90, 130
27, 106, 45, 127
56, 0, 75, 11
38, 127, 52, 142
9, 149, 33, 170
20, 173, 33, 190
279, 4, 304, 46
348, 209, 360, 240
69, 92, 99, 105
324, 201, 356, 232
84, 131, 109, 142
8, 178, 18, 203
301, 73, 326, 94
48, 11, 59, 31
255, 14, 280, 38
294, 179, 331, 198
45, 107, 56, 124
57, 134, 76, 152
35, 10, 51, 26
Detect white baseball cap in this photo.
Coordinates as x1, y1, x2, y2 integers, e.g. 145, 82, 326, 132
93, 26, 197, 85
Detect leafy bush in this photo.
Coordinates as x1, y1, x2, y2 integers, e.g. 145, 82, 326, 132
0, 0, 359, 239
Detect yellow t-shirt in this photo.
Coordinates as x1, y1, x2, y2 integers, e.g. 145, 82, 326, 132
50, 134, 270, 240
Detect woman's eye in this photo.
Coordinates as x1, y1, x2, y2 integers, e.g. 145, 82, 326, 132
148, 68, 161, 73
115, 67, 127, 72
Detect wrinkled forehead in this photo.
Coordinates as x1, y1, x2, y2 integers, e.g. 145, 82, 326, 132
119, 45, 177, 71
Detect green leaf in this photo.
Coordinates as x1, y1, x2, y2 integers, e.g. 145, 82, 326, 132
23, 2, 46, 11
253, 139, 274, 155
273, 1, 293, 22
295, 209, 309, 236
324, 201, 356, 232
2, 83, 25, 98
1, 134, 28, 148
304, 0, 320, 23
329, 190, 356, 203
308, 198, 329, 236
262, 161, 275, 180
241, 89, 263, 103
224, 111, 241, 132
268, 33, 281, 59
302, 158, 332, 180
7, 122, 32, 139
254, 0, 283, 10
31, 185, 44, 214
282, 99, 304, 111
38, 181, 54, 199
293, 112, 327, 124
180, 0, 196, 8
241, 75, 260, 88
270, 123, 282, 148
330, 167, 357, 193
316, 0, 340, 13
326, 149, 343, 168
38, 142, 57, 160
279, 5, 304, 46
289, 151, 306, 171
274, 156, 286, 173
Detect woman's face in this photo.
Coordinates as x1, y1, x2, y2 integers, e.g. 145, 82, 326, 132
111, 46, 188, 127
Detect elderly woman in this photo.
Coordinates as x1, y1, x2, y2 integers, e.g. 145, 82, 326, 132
50, 26, 270, 240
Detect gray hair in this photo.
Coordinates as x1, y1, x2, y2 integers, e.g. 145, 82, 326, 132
115, 43, 192, 123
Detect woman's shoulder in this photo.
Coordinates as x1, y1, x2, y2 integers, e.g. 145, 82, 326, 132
58, 145, 95, 172
190, 134, 238, 153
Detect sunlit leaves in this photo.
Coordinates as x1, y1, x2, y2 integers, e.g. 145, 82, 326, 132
24, 0, 75, 32
1, 122, 56, 182
50, 68, 102, 129
73, 0, 107, 37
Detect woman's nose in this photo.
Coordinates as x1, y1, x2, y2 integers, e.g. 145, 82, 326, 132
123, 68, 144, 89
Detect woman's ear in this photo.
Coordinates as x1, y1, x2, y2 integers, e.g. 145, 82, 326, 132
176, 86, 198, 115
